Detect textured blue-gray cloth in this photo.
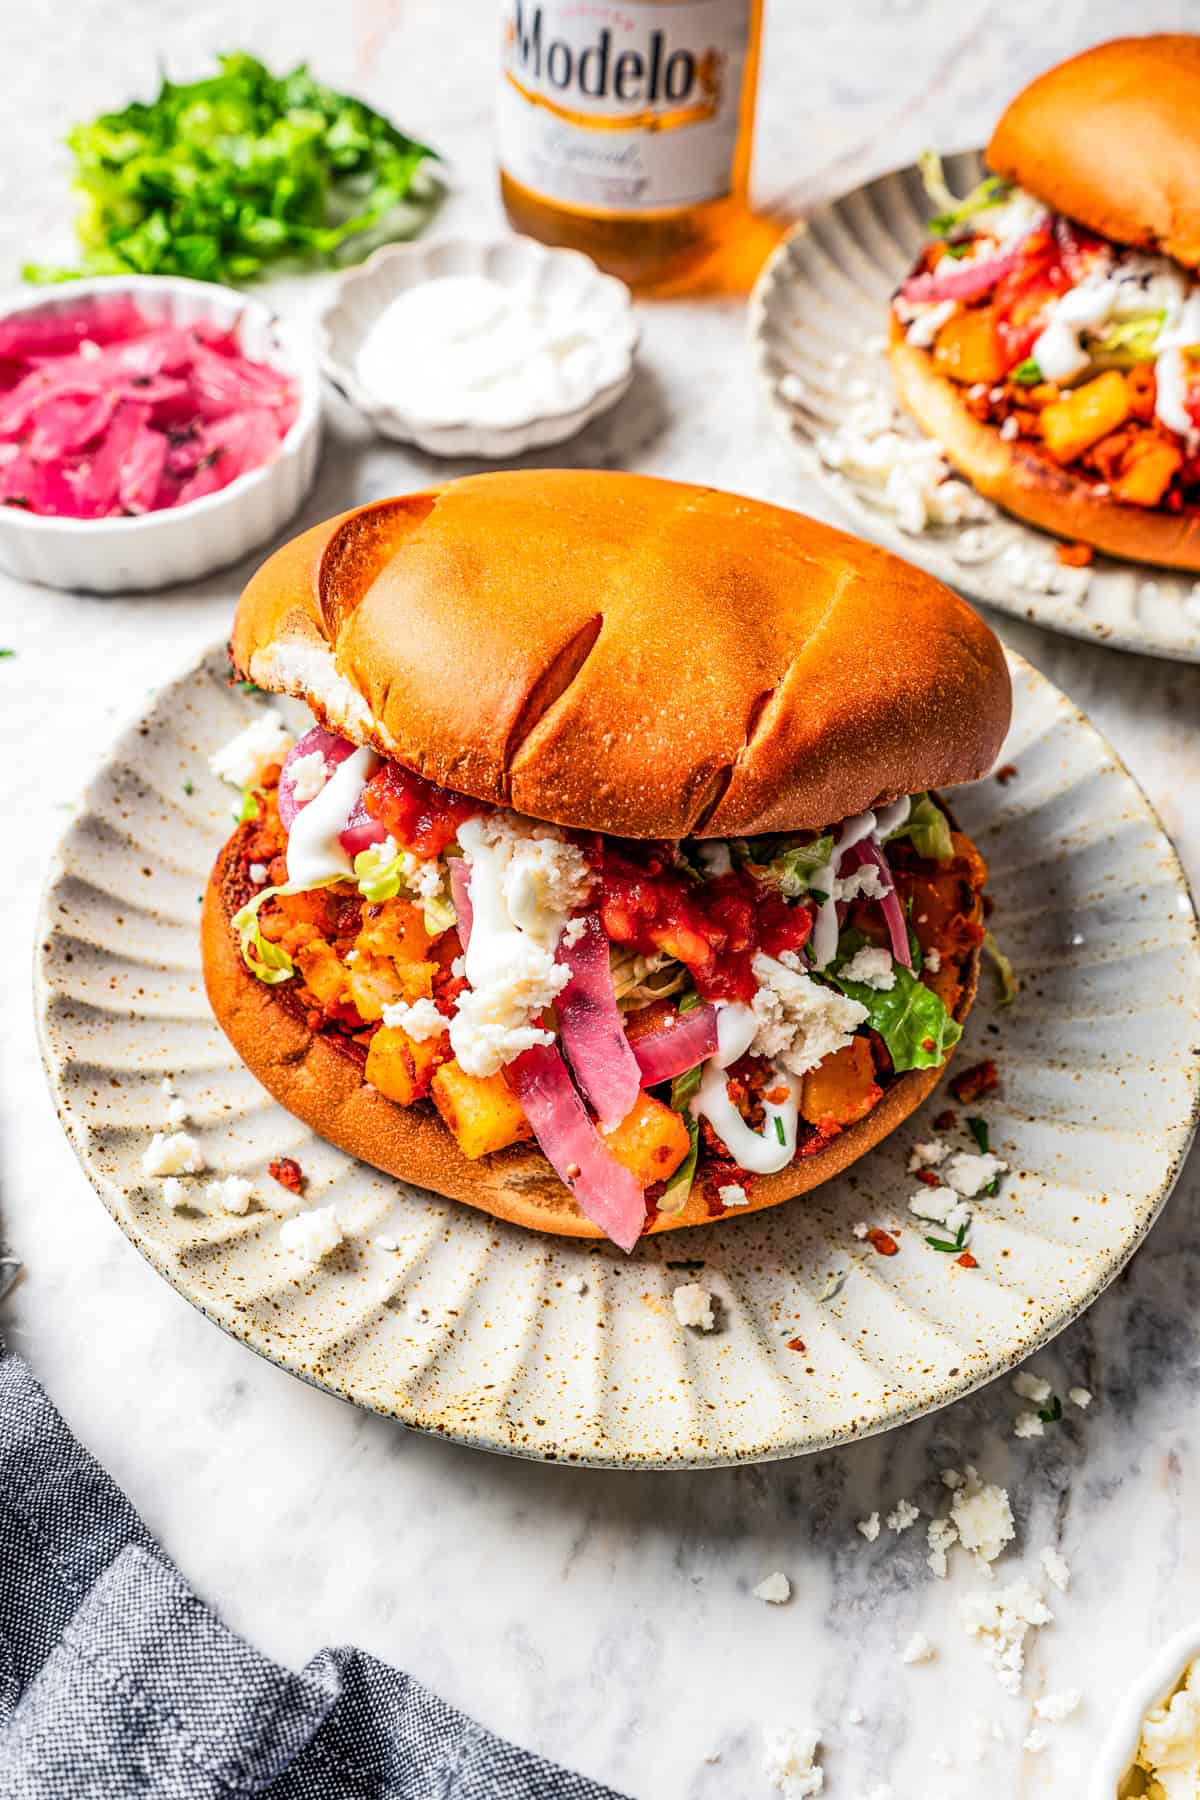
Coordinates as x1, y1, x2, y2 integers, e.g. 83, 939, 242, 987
0, 1340, 626, 1799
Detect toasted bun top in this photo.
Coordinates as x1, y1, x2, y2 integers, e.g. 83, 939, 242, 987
232, 471, 1010, 839
988, 35, 1200, 268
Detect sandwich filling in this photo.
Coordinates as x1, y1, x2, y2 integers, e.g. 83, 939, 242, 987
212, 713, 986, 1252
895, 155, 1200, 514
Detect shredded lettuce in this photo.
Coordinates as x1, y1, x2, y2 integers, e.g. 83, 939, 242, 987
658, 1118, 699, 1216
422, 892, 456, 936
670, 1062, 703, 1113
918, 151, 1011, 238
1087, 312, 1164, 368
353, 844, 405, 902
983, 929, 1018, 1005
829, 932, 961, 1071
750, 834, 835, 899
231, 885, 295, 985
236, 786, 263, 824
27, 52, 440, 286
1012, 357, 1043, 386
352, 843, 455, 935
887, 793, 954, 863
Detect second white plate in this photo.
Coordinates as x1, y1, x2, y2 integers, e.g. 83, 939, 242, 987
750, 150, 1200, 663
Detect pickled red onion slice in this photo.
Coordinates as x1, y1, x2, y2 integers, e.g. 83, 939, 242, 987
630, 1003, 719, 1089
506, 1043, 645, 1253
901, 247, 1019, 306
555, 912, 642, 1132
449, 859, 473, 946
278, 727, 357, 832
843, 839, 913, 971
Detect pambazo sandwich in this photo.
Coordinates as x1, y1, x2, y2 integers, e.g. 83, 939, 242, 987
890, 34, 1200, 569
202, 471, 1011, 1252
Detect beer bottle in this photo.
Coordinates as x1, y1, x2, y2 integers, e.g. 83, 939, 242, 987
497, 1, 767, 293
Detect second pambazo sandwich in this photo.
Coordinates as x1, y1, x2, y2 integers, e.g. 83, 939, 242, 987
890, 35, 1200, 569
202, 471, 1011, 1253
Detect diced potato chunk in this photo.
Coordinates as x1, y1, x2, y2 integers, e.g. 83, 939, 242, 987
800, 1038, 881, 1127
601, 1092, 691, 1187
431, 1059, 532, 1159
365, 1024, 447, 1106
1111, 434, 1183, 506
1040, 371, 1130, 464
356, 898, 431, 966
295, 940, 347, 1007
344, 952, 407, 1023
932, 307, 1005, 385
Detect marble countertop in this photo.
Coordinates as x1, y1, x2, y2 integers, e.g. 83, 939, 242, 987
3, 3, 1200, 1795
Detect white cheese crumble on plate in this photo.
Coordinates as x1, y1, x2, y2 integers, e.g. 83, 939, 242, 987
856, 1512, 881, 1543
208, 713, 294, 790
753, 1571, 792, 1605
565, 1274, 587, 1295
943, 1150, 1008, 1197
161, 1177, 188, 1210
908, 1139, 949, 1172
142, 1131, 204, 1178
204, 1175, 254, 1216
279, 1205, 343, 1263
672, 1282, 716, 1332
762, 1727, 823, 1798
165, 1096, 189, 1127
1014, 1410, 1045, 1439
1012, 1370, 1053, 1404
908, 1185, 971, 1235
900, 1631, 935, 1664
1068, 1385, 1093, 1409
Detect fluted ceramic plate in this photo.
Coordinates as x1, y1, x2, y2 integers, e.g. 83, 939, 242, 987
750, 151, 1200, 663
35, 645, 1200, 1467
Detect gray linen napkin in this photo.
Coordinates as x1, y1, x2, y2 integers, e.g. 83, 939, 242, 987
0, 1339, 626, 1799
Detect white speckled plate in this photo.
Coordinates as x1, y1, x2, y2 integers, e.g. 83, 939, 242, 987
749, 150, 1200, 663
35, 645, 1200, 1467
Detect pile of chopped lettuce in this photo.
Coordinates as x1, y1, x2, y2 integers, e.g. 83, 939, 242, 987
25, 53, 440, 286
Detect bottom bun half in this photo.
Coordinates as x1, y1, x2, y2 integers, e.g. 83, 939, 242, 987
201, 839, 981, 1242
889, 326, 1200, 572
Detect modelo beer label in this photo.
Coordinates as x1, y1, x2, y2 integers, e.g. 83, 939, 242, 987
498, 1, 752, 213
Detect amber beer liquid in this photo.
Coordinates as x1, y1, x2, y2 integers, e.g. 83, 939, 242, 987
497, 0, 765, 291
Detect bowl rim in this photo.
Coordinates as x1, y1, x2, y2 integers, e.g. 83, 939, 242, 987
0, 273, 322, 536
1089, 1617, 1200, 1797
316, 232, 639, 437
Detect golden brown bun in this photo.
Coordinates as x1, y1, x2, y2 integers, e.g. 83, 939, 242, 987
988, 35, 1200, 268
232, 472, 1010, 840
201, 833, 982, 1242
889, 323, 1200, 570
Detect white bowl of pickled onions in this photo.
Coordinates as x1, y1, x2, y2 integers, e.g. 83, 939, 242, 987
0, 276, 321, 592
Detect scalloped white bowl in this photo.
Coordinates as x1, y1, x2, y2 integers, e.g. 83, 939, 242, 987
317, 235, 638, 457
1090, 1619, 1200, 1798
0, 276, 322, 593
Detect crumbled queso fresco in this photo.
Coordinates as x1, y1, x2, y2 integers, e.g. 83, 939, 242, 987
1131, 1659, 1200, 1794
762, 1727, 823, 1798
208, 712, 294, 790
814, 388, 992, 536
671, 1282, 715, 1332
279, 1205, 343, 1263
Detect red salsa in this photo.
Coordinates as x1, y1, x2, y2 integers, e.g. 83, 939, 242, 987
362, 760, 482, 857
